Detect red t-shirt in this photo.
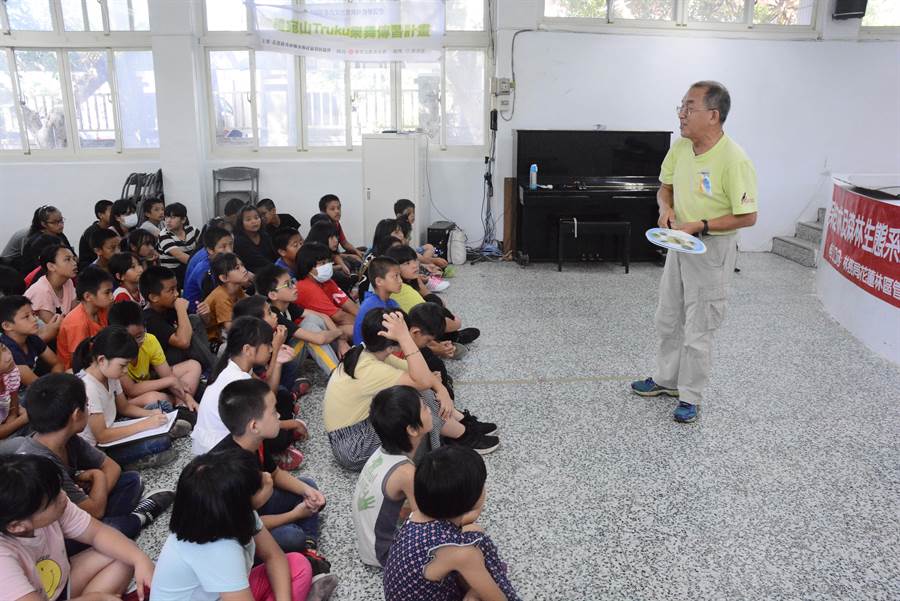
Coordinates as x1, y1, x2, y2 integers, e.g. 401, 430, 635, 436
295, 278, 348, 317
333, 219, 352, 251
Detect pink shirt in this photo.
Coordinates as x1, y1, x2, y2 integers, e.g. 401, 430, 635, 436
0, 496, 92, 600
24, 276, 77, 318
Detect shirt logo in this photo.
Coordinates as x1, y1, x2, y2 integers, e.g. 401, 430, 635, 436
741, 193, 754, 206
697, 171, 713, 196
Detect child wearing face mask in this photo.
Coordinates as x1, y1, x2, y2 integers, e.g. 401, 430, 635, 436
294, 243, 359, 340
111, 198, 139, 237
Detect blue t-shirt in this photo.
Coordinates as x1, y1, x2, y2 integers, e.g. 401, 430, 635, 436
183, 251, 212, 309
274, 257, 297, 279
0, 333, 45, 391
353, 292, 399, 345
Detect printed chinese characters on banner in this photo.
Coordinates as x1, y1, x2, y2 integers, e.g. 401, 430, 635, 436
823, 184, 900, 308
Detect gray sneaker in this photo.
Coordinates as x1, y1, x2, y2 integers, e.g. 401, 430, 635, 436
447, 343, 468, 361
133, 490, 175, 526
124, 447, 178, 470
307, 573, 338, 601
169, 419, 192, 439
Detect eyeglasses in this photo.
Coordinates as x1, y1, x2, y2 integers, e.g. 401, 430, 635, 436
275, 278, 296, 290
676, 105, 716, 117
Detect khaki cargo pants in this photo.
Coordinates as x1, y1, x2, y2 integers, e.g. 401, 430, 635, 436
653, 233, 737, 406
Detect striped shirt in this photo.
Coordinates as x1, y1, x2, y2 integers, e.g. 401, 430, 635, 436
158, 226, 199, 270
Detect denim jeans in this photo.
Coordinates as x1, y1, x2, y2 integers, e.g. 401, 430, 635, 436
65, 470, 143, 556
103, 434, 172, 466
258, 478, 320, 554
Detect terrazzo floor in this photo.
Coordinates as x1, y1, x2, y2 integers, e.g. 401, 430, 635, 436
136, 253, 900, 600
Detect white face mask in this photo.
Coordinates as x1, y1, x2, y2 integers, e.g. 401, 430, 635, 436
313, 262, 334, 283
123, 214, 138, 228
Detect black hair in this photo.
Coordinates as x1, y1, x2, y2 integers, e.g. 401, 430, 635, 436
394, 198, 415, 216
37, 244, 70, 279
254, 264, 289, 297
318, 194, 340, 212
108, 300, 143, 328
75, 266, 114, 301
219, 378, 271, 437
407, 302, 446, 338
272, 227, 301, 252
203, 225, 232, 250
72, 325, 139, 373
169, 449, 262, 546
295, 242, 333, 280
29, 205, 61, 236
306, 221, 338, 248
210, 252, 242, 285
367, 256, 399, 289
122, 228, 156, 254
414, 446, 487, 520
370, 235, 403, 259
371, 219, 400, 251
340, 307, 399, 379
24, 373, 87, 434
164, 202, 189, 226
108, 252, 139, 284
0, 455, 64, 534
369, 385, 423, 454
385, 244, 418, 265
90, 227, 119, 251
310, 213, 332, 227
233, 204, 261, 237
94, 199, 114, 218
395, 218, 411, 238
141, 197, 165, 220
0, 270, 26, 298
111, 198, 136, 236
256, 198, 276, 211
0, 295, 33, 331
232, 295, 269, 321
209, 316, 274, 384
223, 198, 246, 217
140, 264, 177, 300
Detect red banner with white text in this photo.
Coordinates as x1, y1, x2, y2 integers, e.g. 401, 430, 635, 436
823, 185, 900, 308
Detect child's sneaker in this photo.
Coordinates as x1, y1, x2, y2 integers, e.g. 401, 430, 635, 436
291, 378, 312, 401
125, 448, 177, 470
169, 419, 193, 439
302, 547, 333, 575
274, 448, 303, 471
630, 377, 679, 397
132, 490, 175, 526
454, 328, 480, 345
426, 275, 450, 292
307, 573, 338, 601
459, 410, 497, 436
444, 430, 500, 455
673, 401, 699, 423
175, 406, 197, 427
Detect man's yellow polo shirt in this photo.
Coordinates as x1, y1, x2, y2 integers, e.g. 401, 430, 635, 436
659, 134, 758, 235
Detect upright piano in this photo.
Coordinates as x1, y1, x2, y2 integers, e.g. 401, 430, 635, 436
514, 130, 671, 264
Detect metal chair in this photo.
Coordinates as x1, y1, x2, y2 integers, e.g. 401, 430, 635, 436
212, 167, 259, 216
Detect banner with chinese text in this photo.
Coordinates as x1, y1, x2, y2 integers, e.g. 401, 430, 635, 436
823, 185, 900, 308
250, 1, 445, 62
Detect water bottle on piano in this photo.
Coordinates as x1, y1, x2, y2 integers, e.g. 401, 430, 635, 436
529, 164, 538, 190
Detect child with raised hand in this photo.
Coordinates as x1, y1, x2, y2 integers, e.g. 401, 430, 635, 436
0, 342, 28, 438
25, 244, 78, 326
352, 256, 402, 345
0, 296, 63, 394
110, 252, 146, 307
319, 193, 363, 260
90, 228, 121, 273
107, 301, 201, 416
203, 252, 250, 344
150, 448, 326, 601
157, 202, 199, 286
0, 454, 156, 601
73, 326, 186, 470
56, 267, 115, 371
139, 197, 165, 237
383, 446, 520, 601
183, 224, 233, 309
78, 199, 114, 270
352, 385, 432, 567
273, 226, 303, 279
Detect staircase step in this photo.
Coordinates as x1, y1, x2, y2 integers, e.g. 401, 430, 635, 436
772, 236, 819, 268
796, 220, 824, 244
817, 207, 827, 224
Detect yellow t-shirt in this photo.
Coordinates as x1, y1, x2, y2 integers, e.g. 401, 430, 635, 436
390, 283, 426, 314
660, 134, 758, 235
127, 333, 167, 382
323, 351, 408, 432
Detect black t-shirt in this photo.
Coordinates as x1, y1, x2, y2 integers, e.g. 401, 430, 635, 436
274, 304, 305, 340
143, 307, 189, 365
211, 434, 277, 474
265, 214, 301, 238
233, 231, 277, 274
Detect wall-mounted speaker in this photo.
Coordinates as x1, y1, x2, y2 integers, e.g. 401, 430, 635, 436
833, 0, 868, 20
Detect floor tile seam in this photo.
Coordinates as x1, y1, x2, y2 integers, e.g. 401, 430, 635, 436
455, 374, 636, 386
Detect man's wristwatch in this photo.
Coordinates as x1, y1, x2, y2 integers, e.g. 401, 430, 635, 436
701, 219, 710, 236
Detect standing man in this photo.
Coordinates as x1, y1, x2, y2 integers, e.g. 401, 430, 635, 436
631, 81, 758, 423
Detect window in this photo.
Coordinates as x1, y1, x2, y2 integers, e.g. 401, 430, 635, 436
305, 57, 346, 147
350, 62, 392, 146
445, 50, 485, 146
401, 61, 442, 138
5, 0, 54, 31
2, 0, 150, 32
15, 50, 68, 150
68, 51, 116, 149
209, 50, 254, 145
114, 51, 158, 149
862, 0, 900, 27
0, 52, 22, 150
256, 51, 298, 147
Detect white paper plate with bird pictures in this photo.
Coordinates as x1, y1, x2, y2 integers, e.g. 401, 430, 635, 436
645, 228, 707, 254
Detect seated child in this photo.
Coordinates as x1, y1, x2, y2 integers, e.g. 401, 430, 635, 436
110, 198, 138, 237
232, 204, 277, 274
383, 446, 521, 601
1, 373, 173, 543
306, 220, 357, 295
294, 243, 359, 339
352, 257, 402, 345
319, 193, 363, 260
56, 267, 114, 370
203, 252, 250, 345
0, 342, 28, 439
25, 244, 78, 326
256, 197, 301, 237
0, 296, 63, 394
110, 252, 146, 307
273, 226, 303, 279
150, 448, 323, 601
394, 198, 451, 274
141, 265, 217, 371
222, 197, 247, 231
352, 385, 431, 567
107, 301, 201, 415
0, 454, 156, 601
78, 199, 114, 270
139, 197, 164, 237
122, 229, 159, 267
73, 326, 188, 470
158, 202, 199, 285
183, 224, 233, 309
90, 227, 121, 273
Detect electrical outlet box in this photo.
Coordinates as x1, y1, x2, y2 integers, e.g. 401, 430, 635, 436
492, 77, 512, 96
497, 97, 512, 111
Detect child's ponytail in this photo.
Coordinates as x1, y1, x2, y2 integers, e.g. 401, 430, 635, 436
71, 326, 139, 373
340, 307, 399, 379
209, 316, 274, 384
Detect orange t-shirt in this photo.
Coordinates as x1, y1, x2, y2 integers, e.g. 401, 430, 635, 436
57, 304, 108, 370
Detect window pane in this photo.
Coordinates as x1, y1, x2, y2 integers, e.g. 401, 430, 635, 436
688, 0, 744, 23
0, 52, 23, 150
108, 0, 150, 30
861, 0, 900, 27
115, 51, 159, 148
206, 0, 248, 31
753, 0, 815, 25
15, 51, 68, 149
69, 51, 116, 149
612, 0, 674, 20
61, 0, 86, 30
256, 52, 297, 147
401, 61, 441, 138
544, 0, 608, 18
6, 0, 54, 31
447, 0, 484, 30
349, 62, 391, 146
305, 57, 346, 147
446, 50, 484, 146
210, 51, 254, 145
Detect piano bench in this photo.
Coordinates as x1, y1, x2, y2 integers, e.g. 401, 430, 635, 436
557, 219, 631, 274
